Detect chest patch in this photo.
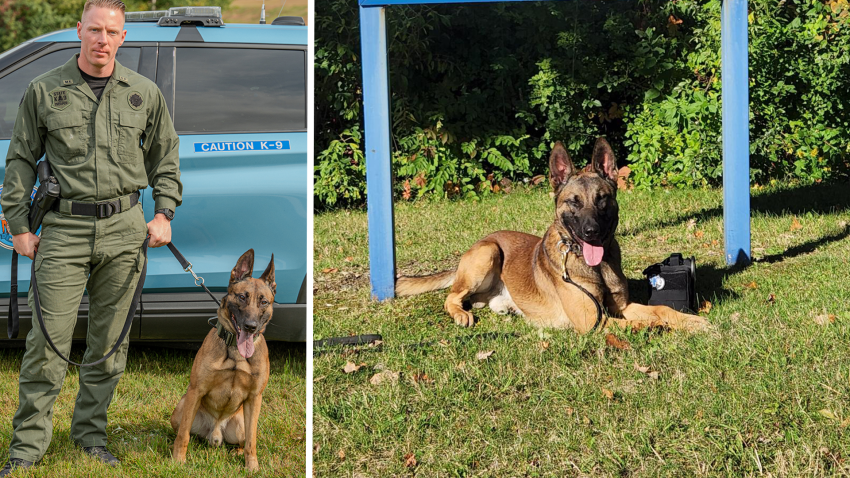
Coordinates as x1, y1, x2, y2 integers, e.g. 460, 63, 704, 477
128, 92, 144, 110
50, 89, 70, 110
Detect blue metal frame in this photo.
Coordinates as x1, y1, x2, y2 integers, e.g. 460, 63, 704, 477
721, 0, 751, 266
360, 0, 751, 300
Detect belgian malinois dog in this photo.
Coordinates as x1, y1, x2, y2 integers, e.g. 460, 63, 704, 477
171, 249, 275, 471
396, 138, 709, 333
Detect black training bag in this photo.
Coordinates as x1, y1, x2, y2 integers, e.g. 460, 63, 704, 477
642, 253, 697, 313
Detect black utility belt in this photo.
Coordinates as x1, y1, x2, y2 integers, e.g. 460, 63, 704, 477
54, 191, 141, 219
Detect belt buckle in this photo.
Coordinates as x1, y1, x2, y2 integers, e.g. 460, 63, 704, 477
96, 201, 117, 219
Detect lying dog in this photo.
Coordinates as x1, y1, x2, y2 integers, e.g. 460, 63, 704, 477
397, 138, 709, 333
171, 249, 275, 470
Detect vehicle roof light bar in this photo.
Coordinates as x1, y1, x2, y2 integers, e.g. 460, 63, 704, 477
125, 6, 224, 27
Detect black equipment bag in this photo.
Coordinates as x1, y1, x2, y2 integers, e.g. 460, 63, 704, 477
642, 253, 697, 313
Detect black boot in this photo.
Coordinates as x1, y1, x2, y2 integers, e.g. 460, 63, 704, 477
82, 446, 120, 466
0, 458, 34, 477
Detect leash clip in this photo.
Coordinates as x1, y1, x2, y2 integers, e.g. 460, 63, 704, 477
556, 239, 569, 281
184, 263, 205, 287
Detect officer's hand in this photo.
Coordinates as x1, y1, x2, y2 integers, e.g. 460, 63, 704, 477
12, 232, 40, 259
147, 214, 172, 248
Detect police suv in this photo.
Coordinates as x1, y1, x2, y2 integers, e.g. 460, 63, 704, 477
0, 7, 307, 342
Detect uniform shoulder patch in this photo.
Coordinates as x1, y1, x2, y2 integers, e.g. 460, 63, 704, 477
50, 89, 70, 110
128, 91, 144, 110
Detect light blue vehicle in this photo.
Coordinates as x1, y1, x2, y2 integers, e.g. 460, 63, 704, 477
0, 7, 307, 342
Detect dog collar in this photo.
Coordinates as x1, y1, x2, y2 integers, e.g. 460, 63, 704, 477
214, 320, 236, 347
557, 237, 582, 258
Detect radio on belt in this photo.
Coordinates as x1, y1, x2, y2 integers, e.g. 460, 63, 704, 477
642, 253, 697, 313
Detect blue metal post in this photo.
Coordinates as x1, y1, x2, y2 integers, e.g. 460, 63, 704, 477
360, 5, 397, 300
721, 0, 751, 266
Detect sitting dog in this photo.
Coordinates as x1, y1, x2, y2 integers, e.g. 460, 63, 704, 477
396, 138, 709, 333
171, 249, 275, 470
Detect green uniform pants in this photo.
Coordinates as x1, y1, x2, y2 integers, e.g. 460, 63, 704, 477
9, 201, 147, 463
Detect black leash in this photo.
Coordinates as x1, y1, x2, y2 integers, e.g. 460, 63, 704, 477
30, 237, 149, 367
10, 239, 219, 367
8, 251, 19, 339
556, 239, 606, 332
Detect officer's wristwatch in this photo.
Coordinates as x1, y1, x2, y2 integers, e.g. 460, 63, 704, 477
155, 208, 174, 221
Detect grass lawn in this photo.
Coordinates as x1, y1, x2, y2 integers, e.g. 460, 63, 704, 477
0, 342, 305, 477
313, 183, 850, 477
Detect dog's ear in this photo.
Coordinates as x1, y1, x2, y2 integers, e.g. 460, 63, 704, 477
549, 141, 575, 189
591, 137, 618, 183
231, 249, 254, 283
260, 254, 276, 294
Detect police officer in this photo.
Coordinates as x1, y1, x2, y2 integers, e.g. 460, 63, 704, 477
0, 0, 181, 473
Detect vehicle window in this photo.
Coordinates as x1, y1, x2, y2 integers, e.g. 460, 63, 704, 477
0, 47, 141, 140
173, 47, 306, 133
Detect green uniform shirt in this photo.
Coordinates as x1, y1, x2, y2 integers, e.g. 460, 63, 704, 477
2, 54, 182, 235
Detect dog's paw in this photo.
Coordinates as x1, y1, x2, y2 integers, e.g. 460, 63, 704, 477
245, 457, 259, 471
451, 309, 475, 327
677, 313, 711, 333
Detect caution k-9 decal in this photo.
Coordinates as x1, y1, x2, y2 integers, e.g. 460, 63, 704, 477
193, 140, 291, 153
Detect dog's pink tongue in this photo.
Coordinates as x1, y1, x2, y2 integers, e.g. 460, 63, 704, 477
581, 241, 604, 267
237, 330, 255, 358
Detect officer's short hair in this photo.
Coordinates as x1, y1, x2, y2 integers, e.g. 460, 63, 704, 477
82, 0, 126, 19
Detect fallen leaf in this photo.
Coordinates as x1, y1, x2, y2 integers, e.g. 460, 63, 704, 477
602, 388, 614, 400
338, 449, 346, 461
813, 314, 836, 326
633, 361, 650, 374
531, 175, 546, 185
605, 333, 631, 350
322, 268, 339, 274
819, 409, 838, 420
540, 341, 550, 350
476, 350, 495, 361
313, 375, 327, 383
412, 372, 434, 384
647, 371, 660, 380
791, 217, 803, 231
368, 339, 384, 348
699, 300, 713, 313
767, 293, 776, 305
402, 180, 412, 200
744, 281, 758, 289
616, 166, 632, 190
343, 362, 365, 374
438, 339, 450, 347
370, 370, 399, 386
404, 453, 417, 468
711, 239, 719, 246
686, 219, 697, 231
841, 417, 850, 428
694, 230, 705, 239
344, 256, 354, 262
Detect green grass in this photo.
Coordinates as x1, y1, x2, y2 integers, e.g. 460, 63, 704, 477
313, 183, 850, 477
0, 342, 305, 477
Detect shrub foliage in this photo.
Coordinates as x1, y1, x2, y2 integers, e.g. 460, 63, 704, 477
315, 0, 850, 208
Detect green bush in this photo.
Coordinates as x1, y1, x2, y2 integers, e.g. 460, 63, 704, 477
316, 0, 850, 208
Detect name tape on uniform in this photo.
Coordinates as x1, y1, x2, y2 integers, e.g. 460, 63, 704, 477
193, 141, 291, 153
